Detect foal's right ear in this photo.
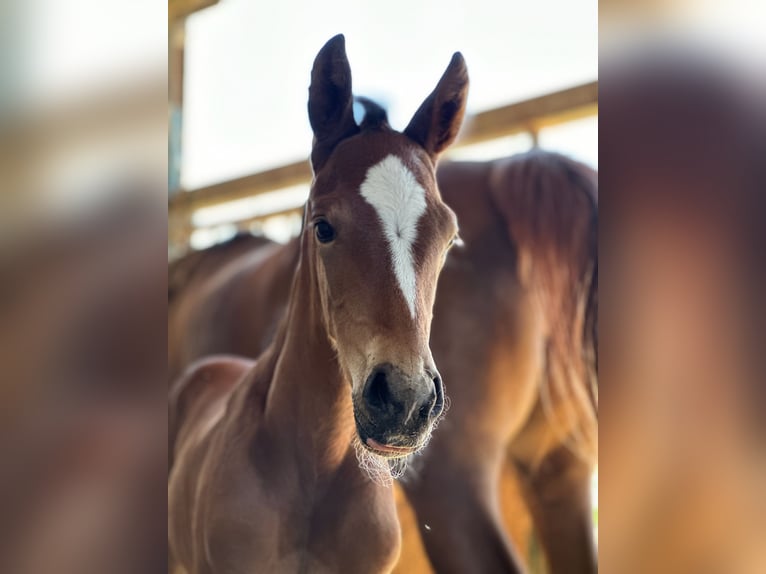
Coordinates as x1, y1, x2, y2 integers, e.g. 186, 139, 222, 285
308, 34, 359, 172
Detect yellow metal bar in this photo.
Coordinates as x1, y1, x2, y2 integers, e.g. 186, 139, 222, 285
169, 0, 219, 23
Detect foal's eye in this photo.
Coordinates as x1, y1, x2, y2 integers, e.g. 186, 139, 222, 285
314, 220, 336, 243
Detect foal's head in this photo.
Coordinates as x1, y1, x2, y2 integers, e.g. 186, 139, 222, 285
305, 35, 468, 460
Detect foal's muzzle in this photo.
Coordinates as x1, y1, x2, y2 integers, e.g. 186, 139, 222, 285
354, 362, 444, 458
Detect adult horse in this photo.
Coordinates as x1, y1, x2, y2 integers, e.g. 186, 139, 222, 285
168, 232, 272, 303
168, 35, 469, 573
169, 145, 598, 572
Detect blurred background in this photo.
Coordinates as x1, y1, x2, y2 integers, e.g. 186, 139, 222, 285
600, 1, 766, 573
168, 0, 598, 254
0, 0, 764, 572
0, 2, 166, 573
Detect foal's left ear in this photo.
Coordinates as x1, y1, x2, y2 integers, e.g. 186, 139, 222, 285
404, 52, 469, 161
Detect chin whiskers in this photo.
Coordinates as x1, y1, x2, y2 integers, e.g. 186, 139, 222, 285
352, 436, 395, 486
351, 435, 420, 486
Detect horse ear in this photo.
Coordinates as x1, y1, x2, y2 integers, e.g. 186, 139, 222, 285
308, 34, 359, 172
405, 52, 469, 161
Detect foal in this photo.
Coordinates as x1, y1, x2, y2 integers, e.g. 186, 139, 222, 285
168, 35, 468, 573
168, 150, 598, 573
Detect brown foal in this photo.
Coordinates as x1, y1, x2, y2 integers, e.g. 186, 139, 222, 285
169, 150, 598, 573
168, 35, 468, 573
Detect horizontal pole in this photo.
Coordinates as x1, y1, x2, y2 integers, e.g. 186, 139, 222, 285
169, 0, 219, 22
170, 160, 313, 214
455, 82, 597, 146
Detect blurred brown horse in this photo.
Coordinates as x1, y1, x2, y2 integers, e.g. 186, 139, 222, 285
169, 147, 598, 573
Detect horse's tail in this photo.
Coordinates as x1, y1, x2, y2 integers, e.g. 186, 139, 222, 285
488, 150, 598, 462
168, 232, 273, 302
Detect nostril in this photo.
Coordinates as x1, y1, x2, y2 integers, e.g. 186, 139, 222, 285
365, 369, 391, 412
432, 374, 445, 415
418, 374, 442, 420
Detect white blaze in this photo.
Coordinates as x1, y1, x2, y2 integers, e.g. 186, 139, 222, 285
360, 155, 427, 318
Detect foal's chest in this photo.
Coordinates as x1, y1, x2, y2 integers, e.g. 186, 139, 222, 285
206, 466, 401, 574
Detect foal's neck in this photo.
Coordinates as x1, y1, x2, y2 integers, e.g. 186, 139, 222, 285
254, 231, 355, 471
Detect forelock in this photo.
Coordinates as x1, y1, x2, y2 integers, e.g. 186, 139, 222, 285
354, 97, 390, 131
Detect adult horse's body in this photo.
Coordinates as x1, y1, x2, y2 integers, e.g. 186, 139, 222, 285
169, 149, 598, 572
168, 35, 469, 573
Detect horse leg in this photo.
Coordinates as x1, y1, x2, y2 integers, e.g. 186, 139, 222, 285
512, 445, 596, 574
401, 447, 525, 574
497, 459, 541, 572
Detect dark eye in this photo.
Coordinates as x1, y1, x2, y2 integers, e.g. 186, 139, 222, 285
314, 220, 336, 243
